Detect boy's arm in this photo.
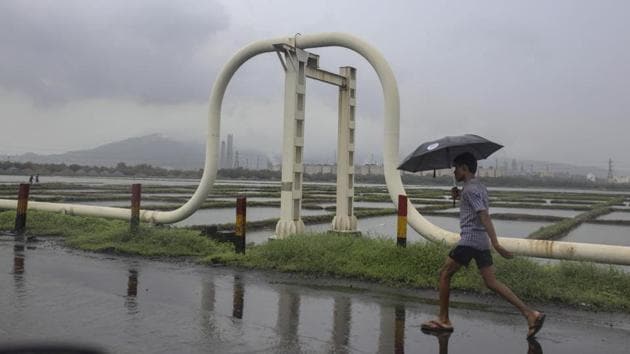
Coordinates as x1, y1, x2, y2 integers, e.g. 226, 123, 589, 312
478, 210, 513, 259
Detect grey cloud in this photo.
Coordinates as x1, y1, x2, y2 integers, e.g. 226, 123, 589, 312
0, 0, 229, 104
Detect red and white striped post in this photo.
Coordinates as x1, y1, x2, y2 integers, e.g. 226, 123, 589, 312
14, 183, 30, 235
396, 194, 407, 248
235, 196, 247, 253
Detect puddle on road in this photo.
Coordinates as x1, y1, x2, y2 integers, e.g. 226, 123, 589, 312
1, 242, 628, 353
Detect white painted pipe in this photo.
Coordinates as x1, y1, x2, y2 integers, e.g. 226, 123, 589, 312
0, 32, 628, 265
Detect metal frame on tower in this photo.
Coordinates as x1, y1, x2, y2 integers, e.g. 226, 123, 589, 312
273, 42, 358, 238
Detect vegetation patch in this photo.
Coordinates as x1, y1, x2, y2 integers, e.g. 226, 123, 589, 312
528, 198, 623, 240
208, 234, 630, 311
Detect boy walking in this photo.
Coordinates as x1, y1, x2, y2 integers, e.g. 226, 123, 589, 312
421, 152, 545, 338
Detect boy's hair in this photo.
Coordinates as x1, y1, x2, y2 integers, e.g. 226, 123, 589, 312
453, 152, 477, 174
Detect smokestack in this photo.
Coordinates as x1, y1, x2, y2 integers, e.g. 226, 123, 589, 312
227, 134, 234, 169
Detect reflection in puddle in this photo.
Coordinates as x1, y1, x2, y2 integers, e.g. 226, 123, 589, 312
13, 243, 27, 298
332, 297, 351, 352
125, 269, 139, 314
528, 338, 543, 354
276, 287, 301, 351
13, 255, 25, 274
395, 305, 405, 354
187, 275, 551, 353
232, 275, 244, 320
378, 304, 406, 353
0, 242, 614, 354
422, 330, 451, 354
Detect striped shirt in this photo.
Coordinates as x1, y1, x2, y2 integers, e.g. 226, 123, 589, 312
458, 178, 491, 250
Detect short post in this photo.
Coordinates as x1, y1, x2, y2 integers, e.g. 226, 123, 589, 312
235, 196, 246, 253
396, 194, 407, 248
130, 184, 141, 233
14, 183, 30, 235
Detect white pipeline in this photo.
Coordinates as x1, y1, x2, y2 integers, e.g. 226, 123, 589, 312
0, 33, 628, 265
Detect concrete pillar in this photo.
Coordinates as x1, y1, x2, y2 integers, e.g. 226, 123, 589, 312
332, 66, 358, 232
275, 47, 308, 238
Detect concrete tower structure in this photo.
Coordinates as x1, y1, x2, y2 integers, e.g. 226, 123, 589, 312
226, 134, 234, 169
220, 141, 226, 169
274, 44, 309, 237
273, 42, 359, 238
331, 66, 358, 232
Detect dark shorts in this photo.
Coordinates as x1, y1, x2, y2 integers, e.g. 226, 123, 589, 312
449, 245, 493, 269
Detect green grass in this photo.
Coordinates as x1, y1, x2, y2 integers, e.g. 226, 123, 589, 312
2, 210, 630, 311
207, 233, 630, 311
0, 210, 233, 257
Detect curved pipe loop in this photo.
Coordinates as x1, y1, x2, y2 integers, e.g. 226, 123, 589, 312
0, 32, 628, 265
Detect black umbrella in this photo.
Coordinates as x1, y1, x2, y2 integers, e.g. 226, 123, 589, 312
398, 134, 503, 173
398, 134, 503, 206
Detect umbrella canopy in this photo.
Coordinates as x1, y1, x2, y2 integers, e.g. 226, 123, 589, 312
398, 134, 503, 172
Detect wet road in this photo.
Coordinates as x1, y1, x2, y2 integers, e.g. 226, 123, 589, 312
1, 238, 629, 353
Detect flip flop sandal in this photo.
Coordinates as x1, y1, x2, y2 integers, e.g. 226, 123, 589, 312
527, 313, 546, 339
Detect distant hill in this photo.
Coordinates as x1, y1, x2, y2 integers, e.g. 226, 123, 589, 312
1, 134, 271, 171
2, 134, 203, 170
0, 134, 618, 177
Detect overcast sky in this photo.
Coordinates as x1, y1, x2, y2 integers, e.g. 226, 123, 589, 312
1, 0, 629, 172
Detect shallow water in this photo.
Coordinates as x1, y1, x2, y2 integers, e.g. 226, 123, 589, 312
597, 211, 630, 221
435, 207, 581, 218
561, 223, 630, 247
174, 207, 331, 227
244, 214, 552, 245
0, 175, 201, 186
1, 241, 628, 354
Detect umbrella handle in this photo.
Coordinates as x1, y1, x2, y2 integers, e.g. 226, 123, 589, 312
450, 186, 459, 207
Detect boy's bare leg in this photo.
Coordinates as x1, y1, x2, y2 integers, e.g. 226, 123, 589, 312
436, 257, 462, 326
479, 265, 542, 328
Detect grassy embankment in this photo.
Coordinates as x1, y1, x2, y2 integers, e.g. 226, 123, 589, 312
2, 209, 630, 312
528, 197, 624, 240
